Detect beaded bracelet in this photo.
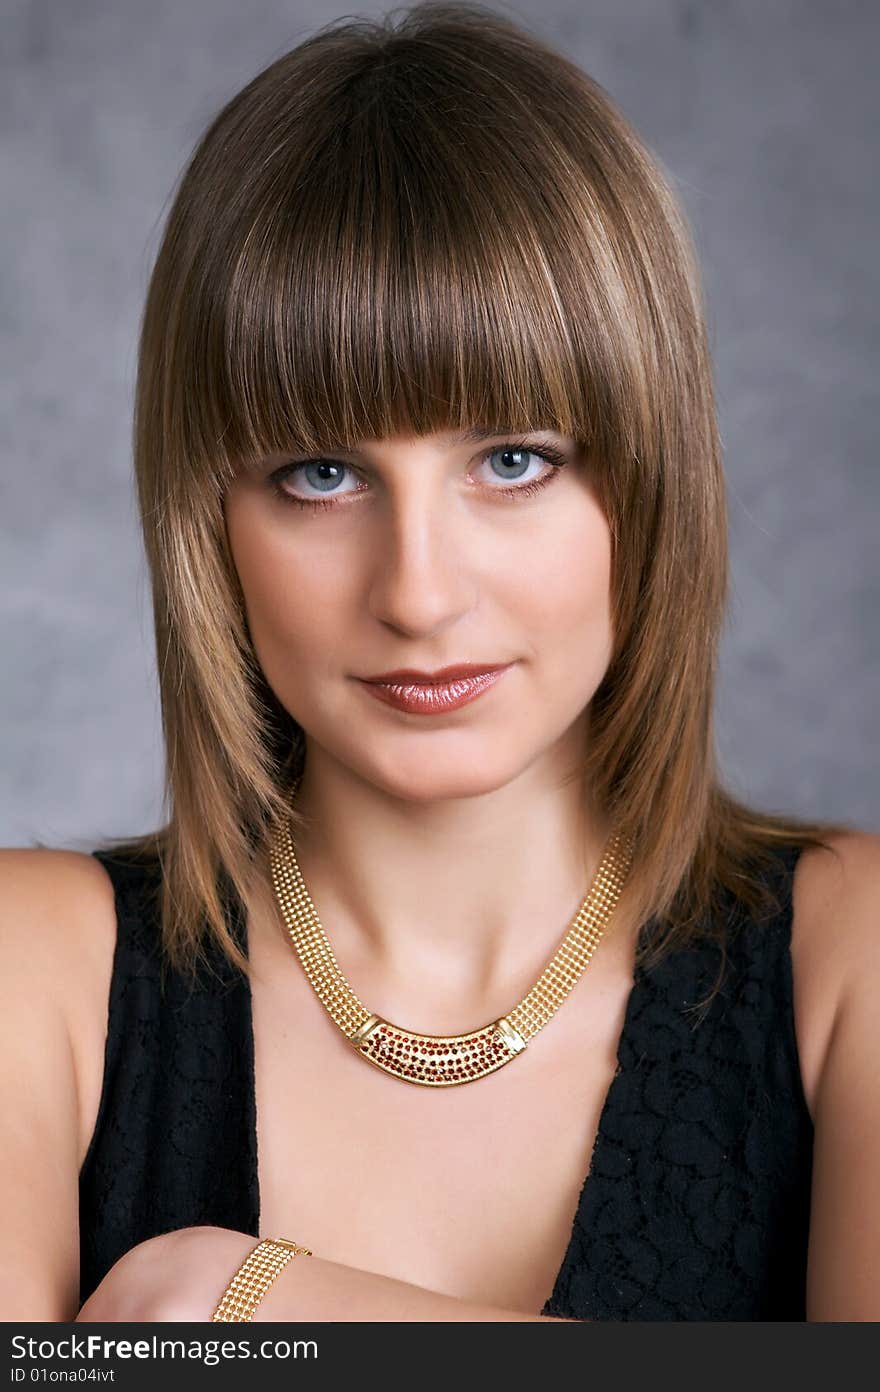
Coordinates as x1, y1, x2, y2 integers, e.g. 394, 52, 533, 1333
211, 1237, 313, 1322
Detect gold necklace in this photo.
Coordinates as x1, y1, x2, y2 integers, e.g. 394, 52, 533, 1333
269, 798, 634, 1088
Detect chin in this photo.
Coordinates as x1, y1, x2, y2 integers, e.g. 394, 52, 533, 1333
357, 750, 522, 805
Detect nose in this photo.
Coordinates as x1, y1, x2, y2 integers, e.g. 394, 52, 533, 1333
366, 481, 477, 638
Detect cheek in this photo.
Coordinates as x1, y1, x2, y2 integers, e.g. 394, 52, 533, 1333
244, 557, 347, 652
519, 506, 613, 655
225, 496, 351, 682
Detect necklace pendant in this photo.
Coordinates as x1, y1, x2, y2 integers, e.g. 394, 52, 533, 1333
347, 1013, 528, 1087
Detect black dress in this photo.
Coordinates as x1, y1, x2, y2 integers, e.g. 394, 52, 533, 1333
78, 843, 813, 1319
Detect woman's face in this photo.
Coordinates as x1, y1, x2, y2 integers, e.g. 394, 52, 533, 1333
224, 429, 614, 801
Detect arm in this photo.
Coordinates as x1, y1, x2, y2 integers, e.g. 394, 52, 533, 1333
0, 849, 116, 1319
253, 1250, 571, 1322
75, 1227, 576, 1322
795, 832, 880, 1320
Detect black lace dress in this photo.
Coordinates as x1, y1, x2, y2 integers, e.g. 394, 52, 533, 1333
78, 844, 812, 1319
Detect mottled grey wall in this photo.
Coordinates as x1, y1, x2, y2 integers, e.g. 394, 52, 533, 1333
2, 0, 877, 848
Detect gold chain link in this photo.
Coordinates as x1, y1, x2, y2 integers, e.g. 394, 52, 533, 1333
269, 798, 633, 1087
211, 1239, 312, 1323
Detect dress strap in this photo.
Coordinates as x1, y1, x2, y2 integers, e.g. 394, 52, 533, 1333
78, 849, 259, 1307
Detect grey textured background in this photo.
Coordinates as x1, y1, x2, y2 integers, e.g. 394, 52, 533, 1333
2, 0, 877, 850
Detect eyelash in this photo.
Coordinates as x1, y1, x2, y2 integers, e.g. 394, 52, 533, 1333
268, 439, 570, 512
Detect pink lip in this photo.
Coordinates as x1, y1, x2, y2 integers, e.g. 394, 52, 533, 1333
356, 663, 513, 715
361, 663, 510, 683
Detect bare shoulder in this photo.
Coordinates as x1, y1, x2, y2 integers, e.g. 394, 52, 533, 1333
0, 846, 119, 1164
789, 829, 880, 1318
788, 829, 880, 1124
0, 846, 117, 979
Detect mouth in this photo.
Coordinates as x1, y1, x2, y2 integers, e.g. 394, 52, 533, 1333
360, 663, 511, 683
356, 663, 514, 715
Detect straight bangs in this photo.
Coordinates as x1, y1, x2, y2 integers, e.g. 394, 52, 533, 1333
161, 26, 673, 515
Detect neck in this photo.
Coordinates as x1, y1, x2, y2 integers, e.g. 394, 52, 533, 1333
274, 739, 614, 1029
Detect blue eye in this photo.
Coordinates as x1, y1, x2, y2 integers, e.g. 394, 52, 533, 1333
270, 437, 571, 511
302, 461, 349, 492
486, 447, 539, 482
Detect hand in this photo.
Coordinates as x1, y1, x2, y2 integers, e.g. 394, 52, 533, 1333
76, 1226, 259, 1322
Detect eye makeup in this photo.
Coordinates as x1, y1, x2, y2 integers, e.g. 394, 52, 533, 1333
267, 436, 571, 512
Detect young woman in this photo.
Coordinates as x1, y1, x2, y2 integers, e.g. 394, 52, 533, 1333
3, 3, 877, 1323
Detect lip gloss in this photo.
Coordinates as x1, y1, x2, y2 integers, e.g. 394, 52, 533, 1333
357, 667, 511, 714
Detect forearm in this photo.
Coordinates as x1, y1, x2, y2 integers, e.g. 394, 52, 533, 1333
75, 1229, 578, 1323
253, 1252, 574, 1323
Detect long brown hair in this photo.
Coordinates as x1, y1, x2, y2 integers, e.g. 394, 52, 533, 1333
100, 1, 847, 1000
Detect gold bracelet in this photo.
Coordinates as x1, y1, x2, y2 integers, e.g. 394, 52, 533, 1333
211, 1237, 313, 1322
